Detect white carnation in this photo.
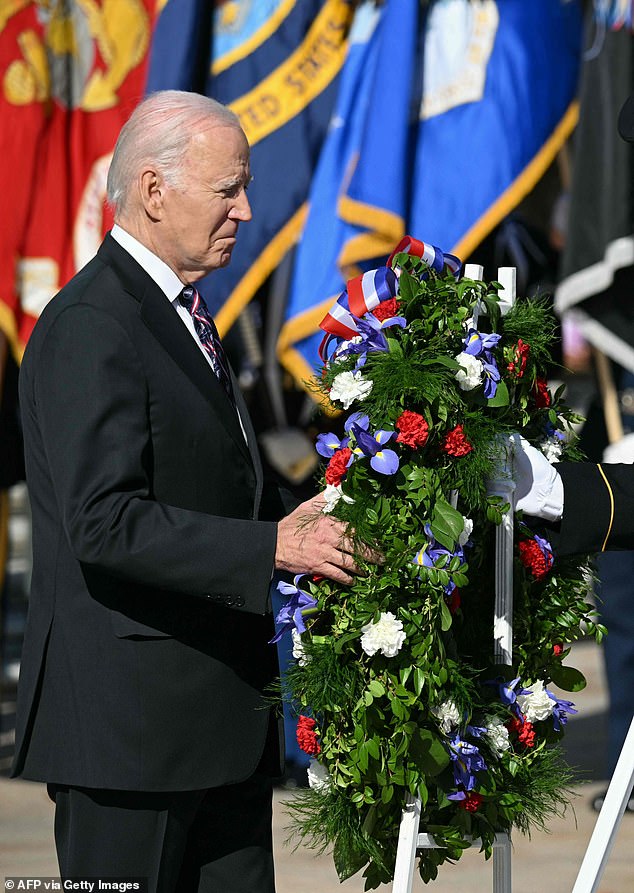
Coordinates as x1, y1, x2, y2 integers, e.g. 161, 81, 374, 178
307, 757, 332, 792
540, 437, 563, 464
322, 484, 355, 514
360, 611, 406, 658
291, 629, 310, 666
484, 715, 511, 755
431, 699, 461, 735
516, 680, 554, 723
455, 352, 483, 391
458, 516, 473, 547
329, 370, 373, 410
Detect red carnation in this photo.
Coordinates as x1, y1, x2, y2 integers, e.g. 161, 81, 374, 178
507, 715, 536, 748
447, 589, 462, 614
507, 339, 530, 378
372, 297, 401, 322
518, 537, 553, 580
459, 791, 484, 813
396, 410, 429, 448
297, 715, 321, 756
325, 447, 353, 486
442, 425, 473, 457
533, 377, 551, 408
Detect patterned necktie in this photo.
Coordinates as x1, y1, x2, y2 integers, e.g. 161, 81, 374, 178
179, 286, 234, 401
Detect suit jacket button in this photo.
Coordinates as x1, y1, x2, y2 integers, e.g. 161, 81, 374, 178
235, 597, 245, 607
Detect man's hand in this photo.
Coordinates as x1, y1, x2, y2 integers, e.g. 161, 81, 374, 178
275, 493, 382, 585
510, 435, 564, 522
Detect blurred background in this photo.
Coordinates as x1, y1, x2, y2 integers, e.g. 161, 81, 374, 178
1, 0, 634, 870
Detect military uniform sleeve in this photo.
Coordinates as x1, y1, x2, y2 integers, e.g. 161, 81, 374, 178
549, 461, 634, 555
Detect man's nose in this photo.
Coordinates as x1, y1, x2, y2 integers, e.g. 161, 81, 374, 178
231, 190, 252, 222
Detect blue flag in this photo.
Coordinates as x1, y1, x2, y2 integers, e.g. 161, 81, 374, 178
147, 0, 353, 334
410, 0, 583, 259
277, 0, 419, 391
279, 0, 583, 396
146, 0, 212, 91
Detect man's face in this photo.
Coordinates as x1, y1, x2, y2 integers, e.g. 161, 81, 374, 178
157, 125, 252, 282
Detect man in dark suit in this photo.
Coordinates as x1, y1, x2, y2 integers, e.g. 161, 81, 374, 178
12, 91, 374, 892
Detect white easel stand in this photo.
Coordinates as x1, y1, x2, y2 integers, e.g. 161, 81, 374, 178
572, 714, 634, 893
392, 267, 516, 893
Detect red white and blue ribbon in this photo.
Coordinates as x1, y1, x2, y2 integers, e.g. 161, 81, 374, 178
318, 236, 462, 362
318, 266, 398, 360
387, 236, 462, 278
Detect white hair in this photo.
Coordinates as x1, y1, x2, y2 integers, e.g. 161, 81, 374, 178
106, 90, 242, 216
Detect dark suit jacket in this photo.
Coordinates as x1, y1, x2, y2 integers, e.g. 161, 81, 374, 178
12, 234, 286, 791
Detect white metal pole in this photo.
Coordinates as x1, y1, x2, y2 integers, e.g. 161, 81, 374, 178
497, 268, 516, 317
464, 263, 485, 328
393, 792, 422, 893
491, 266, 517, 893
572, 715, 634, 893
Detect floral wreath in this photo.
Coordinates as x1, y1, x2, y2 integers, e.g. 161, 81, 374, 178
273, 236, 603, 888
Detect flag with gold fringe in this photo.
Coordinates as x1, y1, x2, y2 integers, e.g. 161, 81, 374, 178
0, 0, 154, 361
278, 0, 583, 398
145, 0, 353, 335
410, 0, 582, 262
277, 0, 418, 393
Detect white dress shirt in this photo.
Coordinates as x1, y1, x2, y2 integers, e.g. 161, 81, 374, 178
110, 225, 247, 440
111, 224, 218, 368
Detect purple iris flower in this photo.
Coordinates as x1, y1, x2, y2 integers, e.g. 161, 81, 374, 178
344, 412, 370, 434
336, 314, 407, 370
269, 575, 318, 644
534, 535, 554, 572
546, 689, 578, 731
464, 329, 502, 357
315, 431, 349, 459
481, 357, 501, 398
359, 311, 407, 341
466, 723, 487, 739
464, 328, 501, 398
447, 733, 487, 791
544, 421, 566, 441
412, 527, 464, 596
447, 790, 470, 802
413, 525, 464, 568
485, 676, 531, 717
350, 423, 400, 475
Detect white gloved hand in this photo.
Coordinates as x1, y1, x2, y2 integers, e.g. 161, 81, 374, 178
511, 435, 564, 521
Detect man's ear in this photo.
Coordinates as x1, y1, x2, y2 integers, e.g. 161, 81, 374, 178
139, 168, 164, 219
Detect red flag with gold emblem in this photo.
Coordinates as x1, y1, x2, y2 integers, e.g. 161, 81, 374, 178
0, 0, 155, 360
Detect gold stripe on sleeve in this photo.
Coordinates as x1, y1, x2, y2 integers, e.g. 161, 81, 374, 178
597, 464, 615, 552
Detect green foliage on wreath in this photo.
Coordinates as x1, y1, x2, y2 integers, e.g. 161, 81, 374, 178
280, 253, 604, 888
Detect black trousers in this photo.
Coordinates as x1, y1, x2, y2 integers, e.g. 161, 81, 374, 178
48, 773, 275, 893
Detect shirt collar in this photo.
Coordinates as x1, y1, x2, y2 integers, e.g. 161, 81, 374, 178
110, 224, 185, 302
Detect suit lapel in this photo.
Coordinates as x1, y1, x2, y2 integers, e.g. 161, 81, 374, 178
97, 235, 254, 468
